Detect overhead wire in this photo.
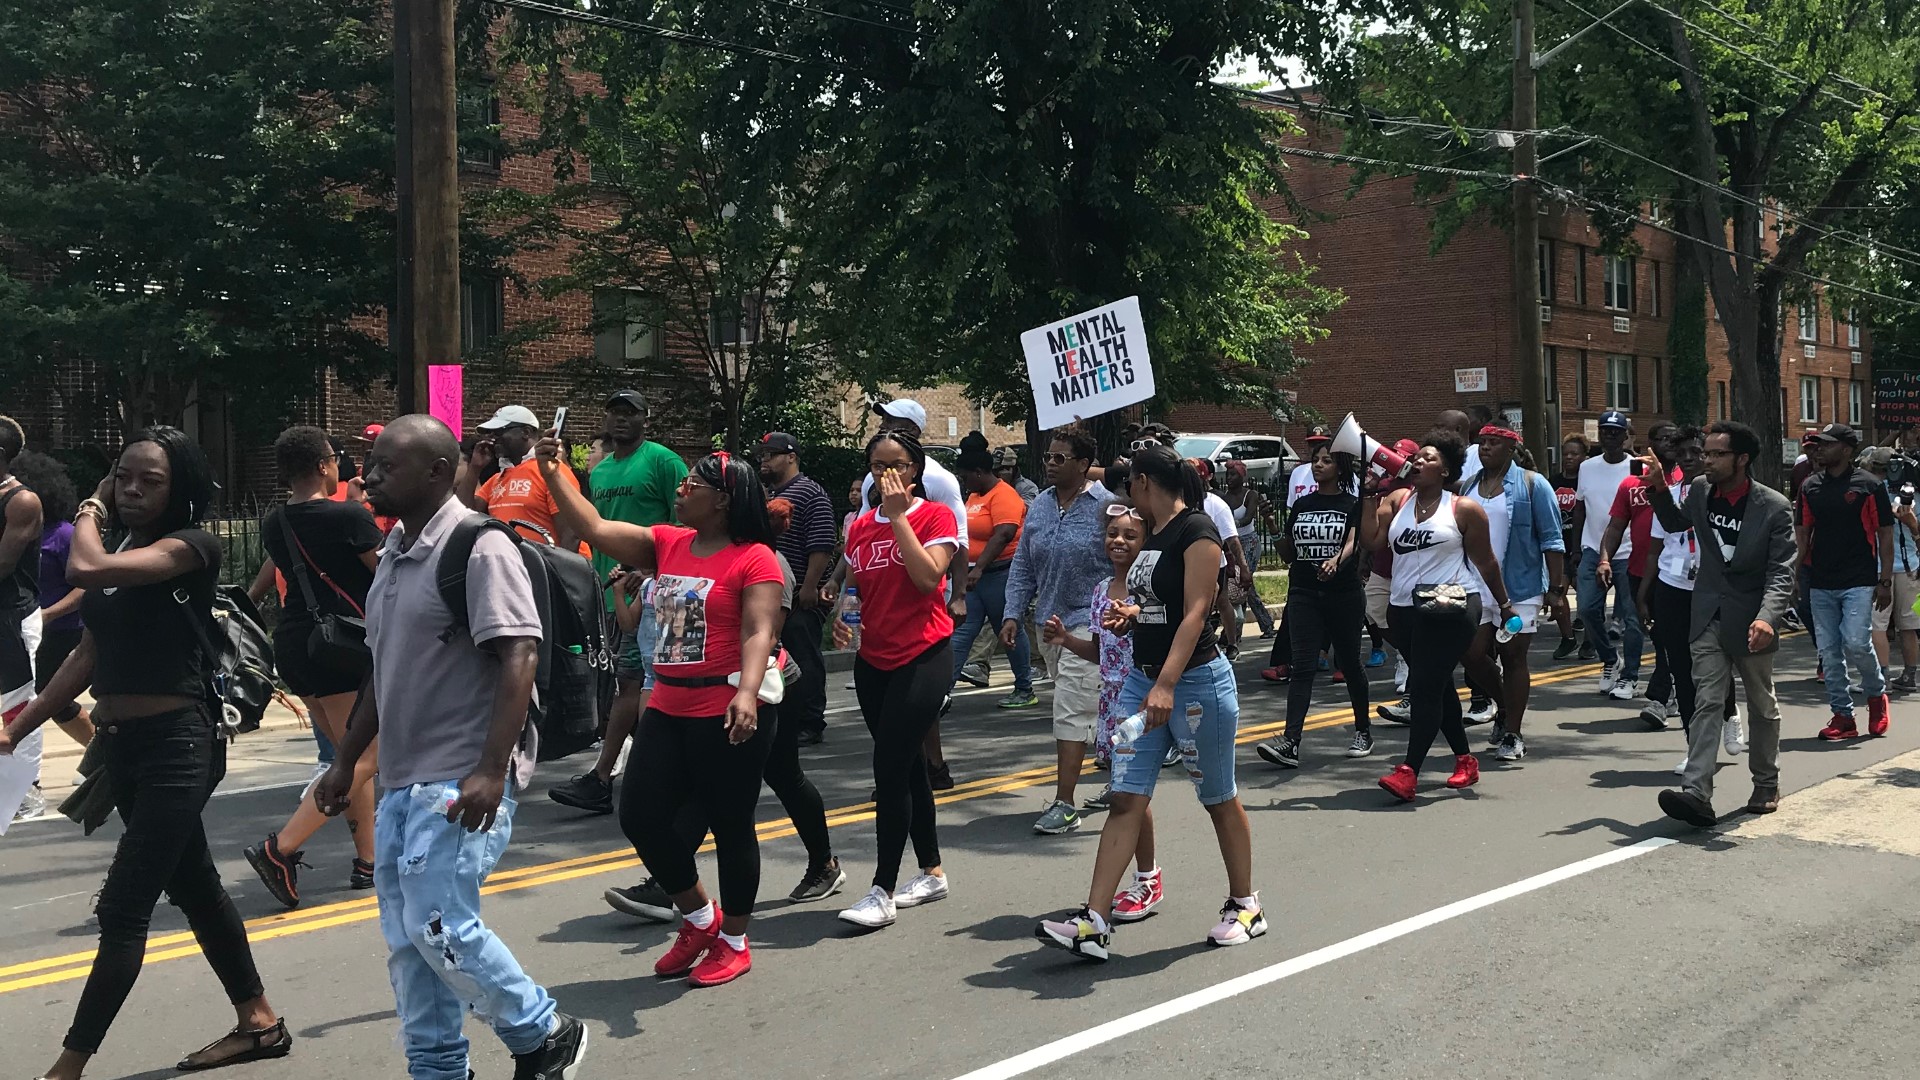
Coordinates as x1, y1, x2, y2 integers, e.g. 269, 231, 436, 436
481, 0, 878, 74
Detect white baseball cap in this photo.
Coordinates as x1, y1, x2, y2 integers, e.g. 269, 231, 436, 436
477, 405, 541, 431
872, 398, 927, 432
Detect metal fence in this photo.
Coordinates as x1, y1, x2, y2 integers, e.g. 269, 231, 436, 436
206, 507, 271, 590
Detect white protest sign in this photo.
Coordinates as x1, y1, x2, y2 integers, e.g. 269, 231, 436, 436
1021, 296, 1155, 429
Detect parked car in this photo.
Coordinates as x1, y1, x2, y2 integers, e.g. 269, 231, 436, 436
1173, 433, 1295, 489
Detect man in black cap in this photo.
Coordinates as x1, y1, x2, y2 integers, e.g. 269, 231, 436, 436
549, 389, 689, 815
1798, 422, 1895, 741
759, 433, 837, 744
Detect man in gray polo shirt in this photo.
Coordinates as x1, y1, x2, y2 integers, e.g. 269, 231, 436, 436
313, 414, 587, 1080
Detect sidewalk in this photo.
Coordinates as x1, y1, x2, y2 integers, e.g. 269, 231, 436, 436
39, 696, 312, 764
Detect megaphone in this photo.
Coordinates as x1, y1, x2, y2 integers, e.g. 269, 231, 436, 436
1331, 413, 1412, 479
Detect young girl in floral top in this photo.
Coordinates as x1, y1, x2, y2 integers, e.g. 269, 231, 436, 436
1043, 503, 1165, 921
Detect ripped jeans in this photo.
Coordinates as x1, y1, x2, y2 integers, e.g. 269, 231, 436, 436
374, 781, 556, 1080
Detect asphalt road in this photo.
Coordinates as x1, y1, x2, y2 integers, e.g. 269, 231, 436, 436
4, 630, 1918, 1080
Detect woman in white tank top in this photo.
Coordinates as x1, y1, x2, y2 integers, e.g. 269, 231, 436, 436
1361, 429, 1511, 803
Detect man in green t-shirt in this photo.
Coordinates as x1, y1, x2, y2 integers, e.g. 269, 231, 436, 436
550, 388, 688, 822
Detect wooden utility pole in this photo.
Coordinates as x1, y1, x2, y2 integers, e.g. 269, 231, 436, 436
393, 0, 459, 416
1512, 0, 1548, 470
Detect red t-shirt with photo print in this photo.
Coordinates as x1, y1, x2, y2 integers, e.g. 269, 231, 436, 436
647, 524, 784, 716
844, 499, 961, 670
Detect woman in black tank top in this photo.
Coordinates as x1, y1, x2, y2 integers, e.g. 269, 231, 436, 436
0, 427, 289, 1080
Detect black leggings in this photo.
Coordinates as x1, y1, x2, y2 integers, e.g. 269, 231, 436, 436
68, 706, 264, 1055
662, 697, 834, 868
853, 641, 950, 891
1390, 600, 1478, 774
621, 705, 777, 917
1285, 587, 1370, 740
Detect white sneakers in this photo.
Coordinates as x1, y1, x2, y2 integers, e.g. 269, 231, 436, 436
1723, 708, 1748, 755
1608, 678, 1640, 702
837, 886, 897, 928
894, 871, 949, 908
1598, 662, 1618, 693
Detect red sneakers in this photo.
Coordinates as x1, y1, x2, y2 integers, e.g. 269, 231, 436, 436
1446, 754, 1481, 789
687, 935, 752, 987
1330, 669, 1347, 684
1260, 665, 1291, 683
1869, 694, 1891, 737
1111, 869, 1165, 923
1378, 763, 1418, 802
655, 911, 721, 977
1818, 714, 1859, 741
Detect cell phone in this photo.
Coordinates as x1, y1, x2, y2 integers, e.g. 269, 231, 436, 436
552, 406, 569, 439
1629, 458, 1645, 477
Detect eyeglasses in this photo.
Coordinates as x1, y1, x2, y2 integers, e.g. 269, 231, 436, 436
1128, 438, 1160, 452
1702, 449, 1736, 458
869, 461, 912, 474
1041, 452, 1072, 465
1105, 504, 1143, 520
679, 476, 719, 493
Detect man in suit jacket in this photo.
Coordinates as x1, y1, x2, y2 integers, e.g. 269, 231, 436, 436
1644, 420, 1797, 826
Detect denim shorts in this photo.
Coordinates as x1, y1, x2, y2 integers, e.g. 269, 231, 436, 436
616, 599, 657, 690
1109, 654, 1240, 806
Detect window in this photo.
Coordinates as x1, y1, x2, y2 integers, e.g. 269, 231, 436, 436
1603, 255, 1634, 311
459, 276, 505, 355
1850, 380, 1864, 425
1606, 354, 1635, 410
1573, 247, 1587, 304
1650, 262, 1662, 318
456, 84, 502, 170
1834, 378, 1843, 424
1716, 380, 1728, 420
710, 295, 762, 346
1537, 240, 1555, 303
1543, 345, 1557, 403
1798, 297, 1818, 342
1848, 306, 1861, 348
1577, 350, 1589, 409
1800, 376, 1820, 422
1651, 357, 1663, 413
592, 288, 661, 365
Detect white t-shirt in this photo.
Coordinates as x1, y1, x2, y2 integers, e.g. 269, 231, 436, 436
1463, 443, 1483, 480
1576, 453, 1634, 557
1203, 492, 1235, 569
1286, 462, 1360, 508
1649, 480, 1698, 590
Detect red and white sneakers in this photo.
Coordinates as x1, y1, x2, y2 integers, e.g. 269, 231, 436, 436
1111, 868, 1164, 923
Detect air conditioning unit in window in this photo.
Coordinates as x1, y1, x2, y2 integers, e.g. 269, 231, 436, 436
1803, 343, 1817, 359
1852, 350, 1862, 364
1612, 316, 1630, 333
1540, 305, 1552, 323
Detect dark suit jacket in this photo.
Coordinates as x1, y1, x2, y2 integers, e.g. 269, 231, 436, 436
1648, 476, 1797, 655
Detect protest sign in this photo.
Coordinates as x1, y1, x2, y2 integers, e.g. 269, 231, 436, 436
1876, 372, 1920, 429
428, 365, 463, 435
1020, 296, 1155, 429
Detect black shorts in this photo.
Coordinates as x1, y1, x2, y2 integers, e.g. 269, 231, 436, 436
35, 625, 83, 694
273, 621, 364, 699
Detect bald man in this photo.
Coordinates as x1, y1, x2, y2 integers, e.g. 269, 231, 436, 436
312, 414, 588, 1080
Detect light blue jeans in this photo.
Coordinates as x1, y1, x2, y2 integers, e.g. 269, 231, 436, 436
1109, 655, 1240, 805
1810, 586, 1885, 714
1577, 548, 1642, 679
375, 780, 556, 1080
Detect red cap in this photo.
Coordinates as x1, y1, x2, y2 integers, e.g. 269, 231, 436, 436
359, 423, 385, 442
1393, 438, 1419, 457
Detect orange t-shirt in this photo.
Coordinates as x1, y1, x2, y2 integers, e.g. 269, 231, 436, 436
479, 458, 592, 557
965, 481, 1026, 566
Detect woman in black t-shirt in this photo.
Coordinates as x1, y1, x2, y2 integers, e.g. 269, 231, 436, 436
244, 426, 384, 910
1255, 446, 1371, 768
1547, 435, 1590, 659
1037, 446, 1262, 963
0, 427, 289, 1080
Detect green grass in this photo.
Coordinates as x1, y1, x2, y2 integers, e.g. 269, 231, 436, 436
1253, 571, 1289, 607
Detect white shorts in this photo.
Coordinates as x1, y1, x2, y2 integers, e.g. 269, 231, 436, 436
1041, 642, 1101, 743
1481, 595, 1544, 632
1874, 574, 1920, 633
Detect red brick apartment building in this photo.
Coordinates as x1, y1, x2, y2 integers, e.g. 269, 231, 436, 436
1170, 109, 1871, 471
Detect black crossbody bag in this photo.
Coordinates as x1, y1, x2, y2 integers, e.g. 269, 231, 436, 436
276, 511, 372, 679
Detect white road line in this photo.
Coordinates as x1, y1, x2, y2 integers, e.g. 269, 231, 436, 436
951, 836, 1678, 1080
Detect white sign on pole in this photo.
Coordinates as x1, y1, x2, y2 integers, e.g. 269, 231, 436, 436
1454, 367, 1489, 394
1021, 296, 1155, 430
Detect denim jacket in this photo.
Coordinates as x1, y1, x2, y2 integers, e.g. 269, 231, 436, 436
1462, 462, 1566, 600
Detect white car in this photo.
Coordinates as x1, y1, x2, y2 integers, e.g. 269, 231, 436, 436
1173, 433, 1296, 489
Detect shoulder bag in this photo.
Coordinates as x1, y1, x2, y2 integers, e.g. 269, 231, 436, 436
276, 510, 372, 680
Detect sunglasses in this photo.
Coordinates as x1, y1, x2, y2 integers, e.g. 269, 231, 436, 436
1128, 438, 1161, 452
679, 476, 719, 493
1105, 504, 1143, 520
1041, 452, 1073, 465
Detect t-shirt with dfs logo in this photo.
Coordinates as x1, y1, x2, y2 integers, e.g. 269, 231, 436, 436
647, 524, 784, 716
480, 458, 592, 557
844, 499, 961, 670
1285, 490, 1361, 594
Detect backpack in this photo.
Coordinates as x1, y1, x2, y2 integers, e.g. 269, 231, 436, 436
175, 584, 279, 738
435, 516, 608, 762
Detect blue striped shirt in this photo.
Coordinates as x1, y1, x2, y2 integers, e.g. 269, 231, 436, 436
1006, 481, 1114, 629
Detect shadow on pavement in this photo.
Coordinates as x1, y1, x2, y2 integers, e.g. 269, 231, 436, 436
296, 1009, 398, 1040
962, 939, 1212, 999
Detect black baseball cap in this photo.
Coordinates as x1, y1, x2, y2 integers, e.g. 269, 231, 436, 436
759, 432, 800, 455
604, 389, 648, 413
1812, 422, 1861, 447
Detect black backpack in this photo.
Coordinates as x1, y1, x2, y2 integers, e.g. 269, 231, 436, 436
175, 584, 278, 737
435, 516, 608, 762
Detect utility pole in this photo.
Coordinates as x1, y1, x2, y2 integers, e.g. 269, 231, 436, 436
393, 0, 460, 416
1513, 0, 1549, 471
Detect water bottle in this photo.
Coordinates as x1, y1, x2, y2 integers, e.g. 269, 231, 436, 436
839, 586, 862, 651
1494, 613, 1525, 644
1112, 710, 1147, 748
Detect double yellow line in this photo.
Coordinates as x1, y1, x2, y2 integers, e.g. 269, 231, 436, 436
0, 655, 1620, 995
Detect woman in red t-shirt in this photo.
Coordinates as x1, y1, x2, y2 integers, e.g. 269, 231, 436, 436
539, 438, 782, 989
831, 429, 962, 931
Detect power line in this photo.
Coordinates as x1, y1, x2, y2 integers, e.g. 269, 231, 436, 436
482, 0, 865, 73
1275, 143, 1518, 185
762, 0, 921, 37
1639, 0, 1880, 113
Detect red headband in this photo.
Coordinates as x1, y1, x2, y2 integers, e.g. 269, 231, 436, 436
1478, 424, 1521, 443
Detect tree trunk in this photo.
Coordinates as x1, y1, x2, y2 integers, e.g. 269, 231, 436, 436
1726, 286, 1787, 490
1666, 255, 1708, 425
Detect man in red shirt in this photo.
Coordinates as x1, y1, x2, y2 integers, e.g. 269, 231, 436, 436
1598, 421, 1678, 711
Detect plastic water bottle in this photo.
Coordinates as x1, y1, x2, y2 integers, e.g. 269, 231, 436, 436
1494, 613, 1526, 644
839, 586, 862, 651
1112, 710, 1147, 748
